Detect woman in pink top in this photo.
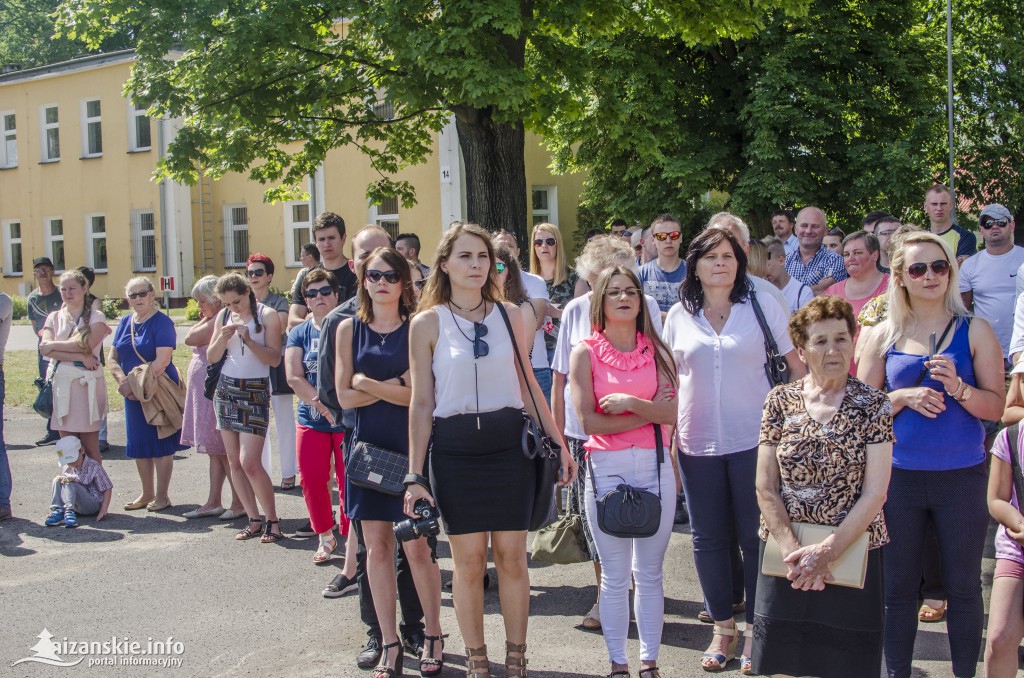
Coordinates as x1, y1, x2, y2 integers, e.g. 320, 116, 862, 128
824, 231, 889, 373
569, 266, 678, 678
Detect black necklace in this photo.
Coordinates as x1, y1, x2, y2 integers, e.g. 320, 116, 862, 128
449, 297, 484, 313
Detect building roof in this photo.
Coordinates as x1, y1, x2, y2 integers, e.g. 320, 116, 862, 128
0, 50, 136, 85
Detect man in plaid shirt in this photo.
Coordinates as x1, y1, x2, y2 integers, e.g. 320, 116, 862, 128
784, 206, 848, 295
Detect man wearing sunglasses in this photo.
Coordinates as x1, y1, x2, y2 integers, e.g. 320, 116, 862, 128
960, 204, 1024, 363
638, 213, 687, 320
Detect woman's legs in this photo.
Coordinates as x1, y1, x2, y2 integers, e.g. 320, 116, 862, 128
222, 430, 259, 520
133, 459, 155, 504
363, 520, 401, 668
218, 455, 244, 513
401, 536, 443, 662
200, 456, 226, 510
984, 574, 1024, 678
567, 438, 601, 621
447, 532, 490, 651
491, 530, 530, 646
271, 393, 297, 482
296, 425, 333, 535
238, 431, 279, 533
725, 448, 761, 658
153, 456, 173, 505
632, 457, 675, 668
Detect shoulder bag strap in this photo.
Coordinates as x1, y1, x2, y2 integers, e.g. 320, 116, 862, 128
749, 289, 779, 358
128, 315, 149, 365
495, 301, 548, 436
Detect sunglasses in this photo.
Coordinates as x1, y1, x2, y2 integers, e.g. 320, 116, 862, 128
472, 321, 489, 359
127, 290, 152, 299
980, 218, 1009, 230
413, 279, 427, 290
245, 269, 266, 278
533, 237, 557, 247
652, 231, 681, 241
604, 287, 642, 298
495, 262, 507, 274
906, 259, 951, 279
618, 231, 633, 238
303, 286, 335, 299
365, 269, 401, 284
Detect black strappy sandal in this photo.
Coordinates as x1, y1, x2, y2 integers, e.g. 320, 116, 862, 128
639, 667, 660, 678
419, 634, 447, 677
235, 517, 262, 540
373, 640, 404, 678
609, 671, 630, 677
260, 519, 283, 543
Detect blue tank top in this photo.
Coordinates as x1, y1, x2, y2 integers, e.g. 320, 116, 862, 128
351, 318, 410, 455
884, 317, 984, 471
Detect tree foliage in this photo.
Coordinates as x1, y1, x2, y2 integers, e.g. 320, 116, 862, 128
0, 0, 133, 68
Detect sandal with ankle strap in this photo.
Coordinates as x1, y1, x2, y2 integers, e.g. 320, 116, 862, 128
373, 640, 404, 678
739, 625, 753, 675
419, 634, 447, 677
260, 519, 284, 543
505, 641, 527, 677
701, 624, 739, 672
466, 644, 490, 678
639, 667, 660, 678
235, 517, 262, 540
608, 671, 630, 677
313, 534, 337, 563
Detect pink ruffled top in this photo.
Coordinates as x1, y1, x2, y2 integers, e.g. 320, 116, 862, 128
580, 331, 661, 453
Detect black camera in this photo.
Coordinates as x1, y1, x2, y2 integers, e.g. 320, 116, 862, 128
394, 499, 441, 543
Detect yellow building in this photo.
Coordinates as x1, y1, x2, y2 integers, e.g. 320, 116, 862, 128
0, 51, 585, 301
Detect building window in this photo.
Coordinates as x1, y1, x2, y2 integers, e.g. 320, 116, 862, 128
531, 186, 558, 226
130, 209, 157, 272
81, 99, 102, 157
129, 101, 151, 151
284, 201, 312, 266
370, 196, 400, 241
2, 221, 22, 276
40, 105, 59, 161
0, 113, 16, 168
224, 205, 249, 267
46, 218, 65, 271
86, 214, 107, 272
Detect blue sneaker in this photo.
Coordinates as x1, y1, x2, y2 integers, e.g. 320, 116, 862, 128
44, 508, 64, 527
64, 509, 78, 528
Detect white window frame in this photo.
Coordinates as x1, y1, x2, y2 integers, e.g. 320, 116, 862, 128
80, 98, 102, 157
0, 111, 16, 168
283, 201, 312, 267
223, 204, 250, 267
127, 100, 151, 151
40, 105, 60, 162
368, 197, 400, 242
85, 213, 107, 272
45, 217, 65, 272
130, 209, 157, 272
531, 186, 558, 227
2, 220, 23, 276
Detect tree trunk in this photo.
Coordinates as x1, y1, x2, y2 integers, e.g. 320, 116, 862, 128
454, 109, 528, 247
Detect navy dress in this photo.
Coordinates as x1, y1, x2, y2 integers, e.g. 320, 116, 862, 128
112, 313, 188, 459
345, 318, 410, 522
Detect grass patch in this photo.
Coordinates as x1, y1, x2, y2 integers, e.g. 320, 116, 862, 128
6, 345, 194, 412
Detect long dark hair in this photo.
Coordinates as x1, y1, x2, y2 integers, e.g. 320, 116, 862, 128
590, 267, 677, 388
357, 247, 416, 323
495, 244, 527, 305
214, 272, 262, 333
680, 228, 750, 315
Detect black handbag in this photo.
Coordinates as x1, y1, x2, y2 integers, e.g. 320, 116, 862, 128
269, 358, 294, 395
749, 289, 791, 387
203, 308, 230, 400
495, 302, 561, 531
32, 364, 57, 419
589, 424, 665, 538
347, 440, 408, 496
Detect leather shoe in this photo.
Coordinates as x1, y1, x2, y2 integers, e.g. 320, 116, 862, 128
403, 631, 425, 657
356, 636, 382, 669
36, 432, 60, 446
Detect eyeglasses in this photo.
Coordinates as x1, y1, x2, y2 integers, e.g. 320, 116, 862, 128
413, 279, 427, 290
127, 290, 152, 299
472, 321, 489, 359
652, 231, 681, 242
303, 286, 335, 299
906, 259, 951, 279
533, 237, 557, 247
980, 218, 1009, 230
365, 269, 401, 284
495, 262, 507, 274
245, 269, 266, 278
604, 287, 642, 298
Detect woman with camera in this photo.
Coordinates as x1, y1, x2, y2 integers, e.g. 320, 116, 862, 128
336, 248, 442, 678
568, 266, 677, 678
405, 223, 577, 678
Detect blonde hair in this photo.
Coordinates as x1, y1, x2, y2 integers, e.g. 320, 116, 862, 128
574, 235, 635, 284
878, 231, 968, 354
747, 239, 768, 278
529, 222, 569, 286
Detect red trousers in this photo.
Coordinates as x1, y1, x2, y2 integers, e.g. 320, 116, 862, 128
295, 425, 349, 537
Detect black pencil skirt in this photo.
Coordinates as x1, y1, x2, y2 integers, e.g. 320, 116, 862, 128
429, 407, 535, 535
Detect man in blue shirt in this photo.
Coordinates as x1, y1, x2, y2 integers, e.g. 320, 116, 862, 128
784, 206, 848, 295
638, 213, 686, 319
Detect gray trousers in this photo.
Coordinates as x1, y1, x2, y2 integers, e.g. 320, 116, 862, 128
50, 479, 101, 515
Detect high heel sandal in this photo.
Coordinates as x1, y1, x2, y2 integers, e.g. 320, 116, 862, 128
739, 625, 753, 675
505, 641, 527, 677
418, 634, 447, 677
465, 644, 490, 678
700, 624, 739, 672
235, 517, 262, 540
260, 519, 283, 543
373, 640, 404, 678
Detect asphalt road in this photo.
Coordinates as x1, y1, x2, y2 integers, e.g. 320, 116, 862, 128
0, 404, 995, 677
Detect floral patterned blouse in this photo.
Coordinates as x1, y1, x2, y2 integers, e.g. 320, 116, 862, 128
758, 377, 894, 549
543, 270, 579, 355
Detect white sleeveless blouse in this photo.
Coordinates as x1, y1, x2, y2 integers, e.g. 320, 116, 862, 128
222, 304, 271, 379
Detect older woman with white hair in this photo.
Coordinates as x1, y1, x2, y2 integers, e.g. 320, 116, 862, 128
180, 275, 245, 520
551, 235, 665, 630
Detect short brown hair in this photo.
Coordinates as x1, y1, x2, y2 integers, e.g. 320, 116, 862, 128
788, 296, 856, 349
301, 268, 339, 296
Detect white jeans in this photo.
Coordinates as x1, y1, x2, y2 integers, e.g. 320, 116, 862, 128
261, 393, 297, 478
584, 447, 674, 665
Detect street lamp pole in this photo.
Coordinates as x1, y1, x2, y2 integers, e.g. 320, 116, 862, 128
946, 0, 956, 201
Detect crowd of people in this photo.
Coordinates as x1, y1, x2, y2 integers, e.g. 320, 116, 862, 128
7, 183, 1024, 677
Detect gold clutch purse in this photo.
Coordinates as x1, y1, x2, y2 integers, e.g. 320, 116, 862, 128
762, 522, 870, 589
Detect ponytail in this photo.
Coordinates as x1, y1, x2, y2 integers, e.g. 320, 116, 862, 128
249, 290, 262, 334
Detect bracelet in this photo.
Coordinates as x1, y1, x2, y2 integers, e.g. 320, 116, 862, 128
945, 377, 964, 398
403, 473, 429, 491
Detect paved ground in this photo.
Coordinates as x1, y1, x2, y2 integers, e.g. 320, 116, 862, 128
0, 404, 996, 677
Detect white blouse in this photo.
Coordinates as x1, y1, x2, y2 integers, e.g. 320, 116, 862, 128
663, 294, 793, 456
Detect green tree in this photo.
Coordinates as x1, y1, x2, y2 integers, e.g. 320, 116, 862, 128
58, 0, 806, 245
0, 0, 133, 68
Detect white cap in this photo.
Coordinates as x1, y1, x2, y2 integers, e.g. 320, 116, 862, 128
55, 436, 83, 466
1012, 361, 1024, 377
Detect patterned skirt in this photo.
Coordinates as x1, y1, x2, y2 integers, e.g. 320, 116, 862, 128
213, 375, 270, 437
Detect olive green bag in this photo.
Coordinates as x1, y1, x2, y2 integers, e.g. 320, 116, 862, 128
531, 502, 590, 565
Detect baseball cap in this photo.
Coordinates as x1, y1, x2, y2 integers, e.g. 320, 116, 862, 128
32, 257, 54, 269
55, 436, 83, 466
979, 204, 1013, 224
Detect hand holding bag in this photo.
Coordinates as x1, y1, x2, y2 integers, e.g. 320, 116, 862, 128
204, 308, 231, 400
590, 424, 665, 538
32, 364, 57, 419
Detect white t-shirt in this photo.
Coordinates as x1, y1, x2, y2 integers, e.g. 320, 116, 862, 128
1009, 293, 1024, 361
551, 292, 662, 441
521, 271, 550, 370
781, 277, 814, 314
960, 247, 1024, 356
750, 274, 790, 316
663, 296, 794, 456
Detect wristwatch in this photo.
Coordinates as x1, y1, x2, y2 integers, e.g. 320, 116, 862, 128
957, 383, 974, 403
